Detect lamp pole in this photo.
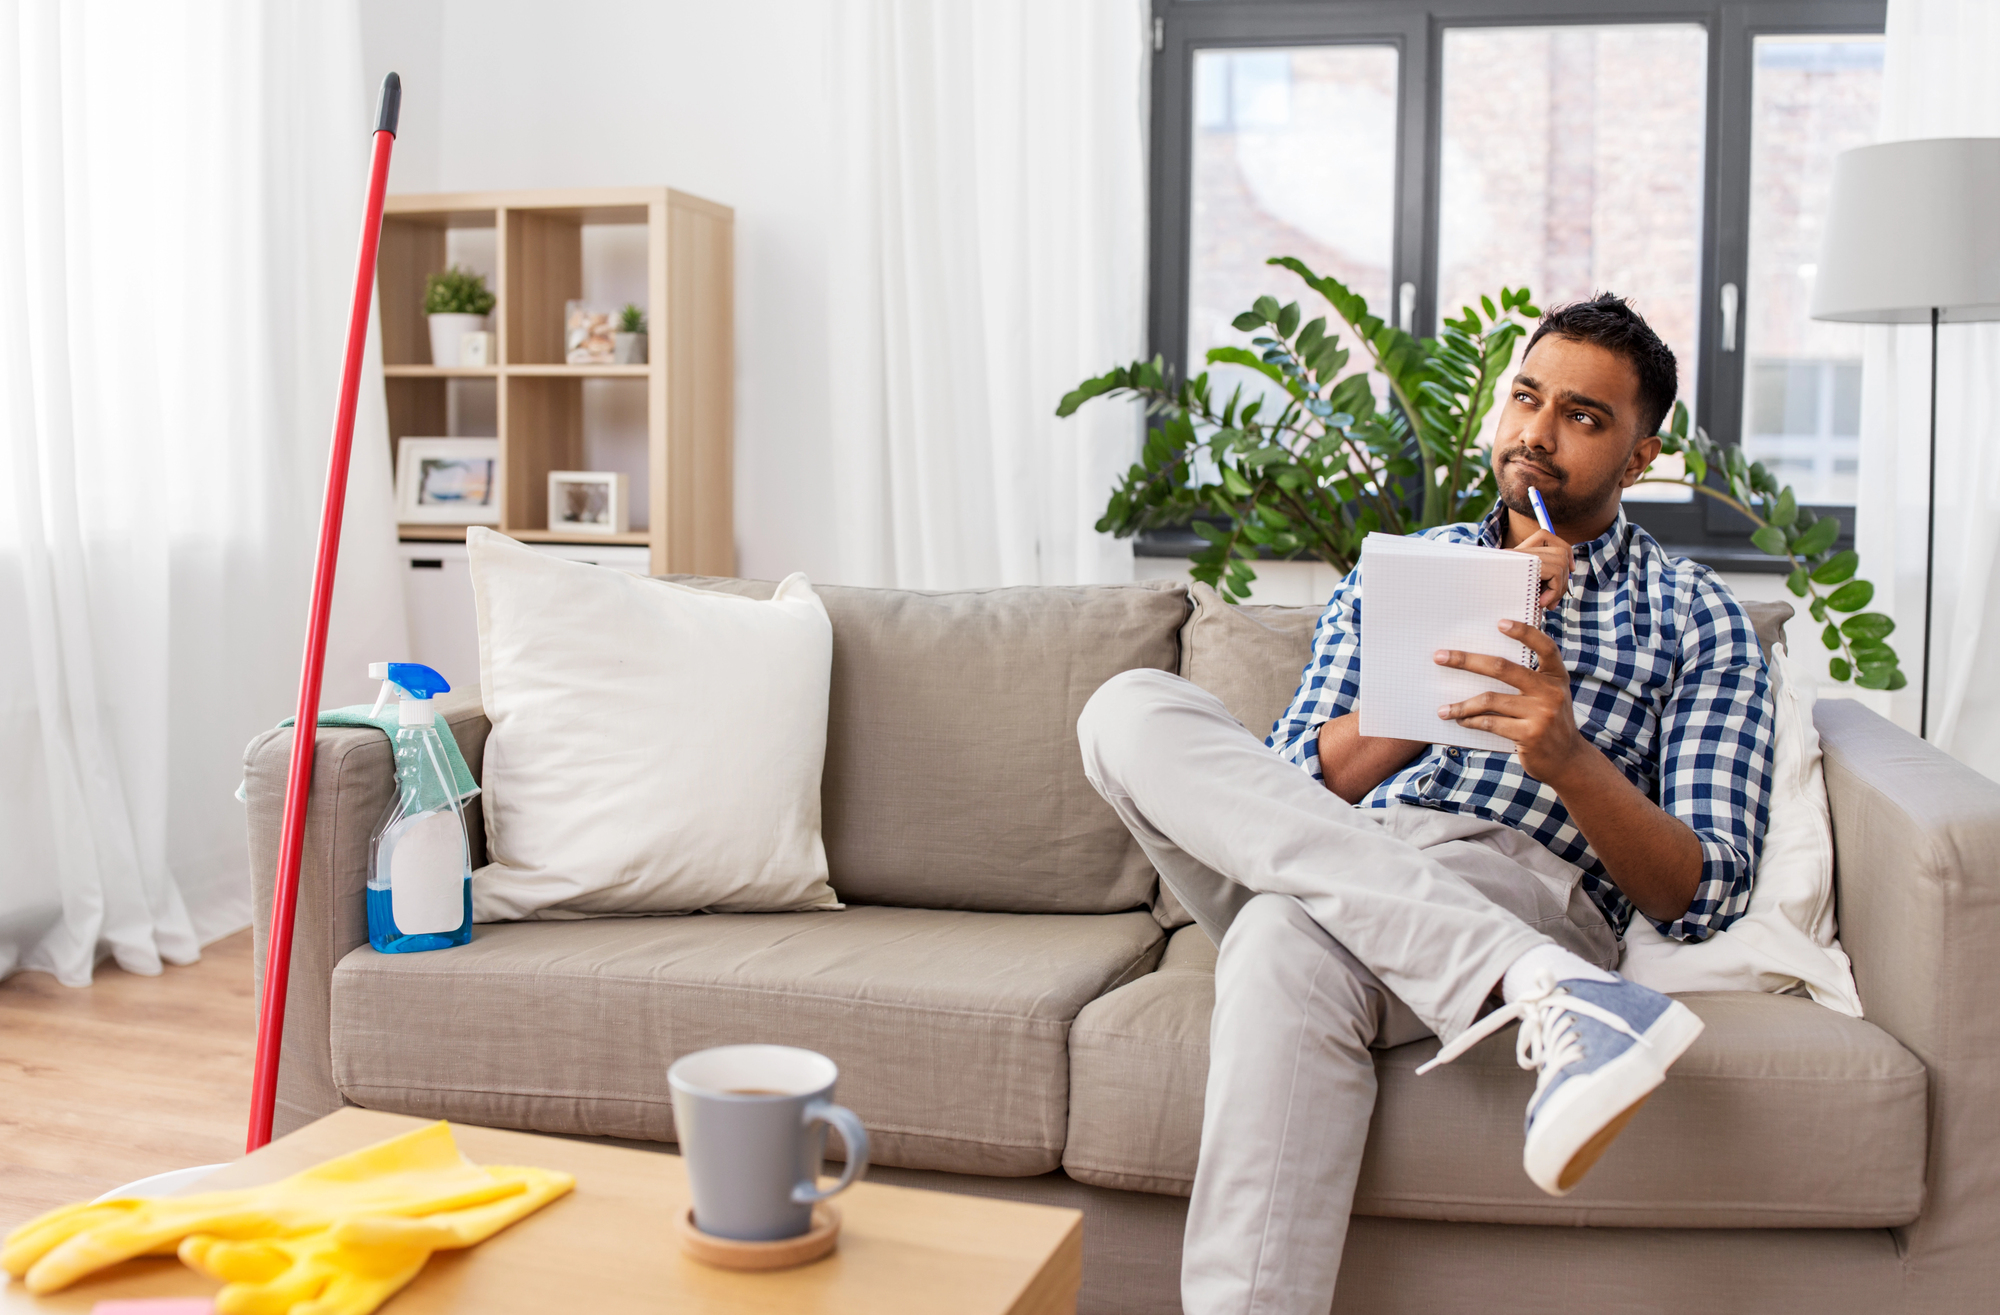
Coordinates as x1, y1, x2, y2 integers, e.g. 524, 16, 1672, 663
1922, 307, 1938, 741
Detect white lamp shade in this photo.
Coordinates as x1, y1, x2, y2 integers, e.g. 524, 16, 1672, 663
1811, 138, 2000, 324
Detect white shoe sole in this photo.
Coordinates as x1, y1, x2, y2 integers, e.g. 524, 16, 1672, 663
1522, 999, 1705, 1196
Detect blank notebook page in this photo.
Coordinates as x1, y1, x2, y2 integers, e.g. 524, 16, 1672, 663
1358, 533, 1542, 753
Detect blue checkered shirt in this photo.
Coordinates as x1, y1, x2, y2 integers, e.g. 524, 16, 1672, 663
1267, 507, 1774, 942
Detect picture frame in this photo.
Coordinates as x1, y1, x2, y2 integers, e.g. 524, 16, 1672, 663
564, 301, 617, 365
396, 437, 502, 525
547, 470, 630, 536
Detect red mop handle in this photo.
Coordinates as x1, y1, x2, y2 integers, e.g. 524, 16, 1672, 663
249, 73, 401, 1152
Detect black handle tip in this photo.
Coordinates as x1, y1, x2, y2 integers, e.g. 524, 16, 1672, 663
376, 72, 401, 137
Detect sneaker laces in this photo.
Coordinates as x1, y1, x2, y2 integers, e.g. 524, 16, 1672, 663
1414, 970, 1652, 1101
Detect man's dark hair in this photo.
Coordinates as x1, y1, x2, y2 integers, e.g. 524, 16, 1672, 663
1524, 294, 1679, 441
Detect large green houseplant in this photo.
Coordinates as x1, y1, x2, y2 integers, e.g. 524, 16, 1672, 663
1059, 256, 1904, 691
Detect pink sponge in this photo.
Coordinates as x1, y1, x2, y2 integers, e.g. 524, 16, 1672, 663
90, 1302, 216, 1315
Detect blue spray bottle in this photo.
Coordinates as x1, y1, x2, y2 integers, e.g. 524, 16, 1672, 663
365, 662, 473, 953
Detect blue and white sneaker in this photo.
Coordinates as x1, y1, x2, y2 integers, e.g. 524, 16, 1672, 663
1416, 970, 1704, 1196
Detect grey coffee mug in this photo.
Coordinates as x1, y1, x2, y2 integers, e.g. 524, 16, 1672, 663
667, 1044, 871, 1242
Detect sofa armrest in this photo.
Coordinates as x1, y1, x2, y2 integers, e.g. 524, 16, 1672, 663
242, 690, 490, 1136
1817, 698, 2000, 1299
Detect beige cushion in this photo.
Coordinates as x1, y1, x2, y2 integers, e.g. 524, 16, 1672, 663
1064, 964, 1928, 1226
662, 577, 1188, 914
1176, 582, 1319, 741
331, 905, 1165, 1176
1064, 925, 1217, 1195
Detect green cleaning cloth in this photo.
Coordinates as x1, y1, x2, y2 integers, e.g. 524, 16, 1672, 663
236, 706, 480, 807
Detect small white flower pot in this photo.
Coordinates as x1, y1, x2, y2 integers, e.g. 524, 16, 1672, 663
428, 313, 486, 367
612, 332, 648, 365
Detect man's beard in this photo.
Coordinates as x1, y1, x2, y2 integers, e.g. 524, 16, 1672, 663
1494, 447, 1624, 524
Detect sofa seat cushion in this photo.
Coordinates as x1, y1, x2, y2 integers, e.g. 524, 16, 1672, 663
1065, 924, 1217, 1195
331, 905, 1164, 1176
1066, 951, 1927, 1228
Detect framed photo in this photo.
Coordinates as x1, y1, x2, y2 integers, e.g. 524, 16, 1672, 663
547, 470, 630, 535
397, 437, 502, 525
564, 301, 616, 365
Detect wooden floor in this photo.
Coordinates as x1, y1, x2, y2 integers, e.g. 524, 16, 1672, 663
0, 930, 256, 1232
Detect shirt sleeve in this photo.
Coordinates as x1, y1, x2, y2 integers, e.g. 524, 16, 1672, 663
1264, 565, 1366, 782
1646, 578, 1776, 942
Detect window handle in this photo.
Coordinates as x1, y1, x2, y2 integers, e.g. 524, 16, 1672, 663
1720, 282, 1739, 353
1398, 282, 1415, 334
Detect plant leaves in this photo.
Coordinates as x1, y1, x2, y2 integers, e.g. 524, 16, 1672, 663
1276, 301, 1301, 339
1750, 526, 1788, 557
1856, 666, 1899, 691
1785, 566, 1809, 597
1232, 310, 1266, 332
1840, 612, 1895, 641
1822, 623, 1840, 650
1810, 550, 1858, 585
1829, 657, 1852, 682
1791, 517, 1840, 558
1826, 579, 1874, 613
1769, 488, 1797, 529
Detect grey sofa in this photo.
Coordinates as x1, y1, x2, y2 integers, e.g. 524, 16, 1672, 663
243, 577, 2000, 1314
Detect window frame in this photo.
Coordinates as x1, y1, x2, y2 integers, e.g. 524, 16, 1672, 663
1145, 0, 1887, 571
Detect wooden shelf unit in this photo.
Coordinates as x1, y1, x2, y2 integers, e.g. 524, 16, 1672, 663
378, 186, 734, 575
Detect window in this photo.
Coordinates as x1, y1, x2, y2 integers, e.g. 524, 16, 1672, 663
1149, 0, 1888, 567
1189, 46, 1399, 410
1739, 35, 1884, 505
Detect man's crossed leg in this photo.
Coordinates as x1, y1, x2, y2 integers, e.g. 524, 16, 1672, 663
1078, 668, 1702, 1314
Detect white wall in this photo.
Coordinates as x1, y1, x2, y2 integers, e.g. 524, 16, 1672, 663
360, 0, 842, 582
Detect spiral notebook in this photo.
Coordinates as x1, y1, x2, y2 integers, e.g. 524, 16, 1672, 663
1357, 533, 1543, 752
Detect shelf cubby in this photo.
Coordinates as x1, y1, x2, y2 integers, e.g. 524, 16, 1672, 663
377, 186, 734, 574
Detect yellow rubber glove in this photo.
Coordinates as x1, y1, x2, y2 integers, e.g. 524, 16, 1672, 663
3, 1122, 525, 1294
179, 1165, 573, 1315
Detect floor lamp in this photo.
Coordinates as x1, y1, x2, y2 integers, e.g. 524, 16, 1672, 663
1810, 137, 2000, 740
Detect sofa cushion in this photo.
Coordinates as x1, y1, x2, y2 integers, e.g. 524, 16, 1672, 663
1177, 582, 1320, 741
1065, 956, 1927, 1227
331, 905, 1165, 1176
1065, 924, 1218, 1195
665, 577, 1187, 914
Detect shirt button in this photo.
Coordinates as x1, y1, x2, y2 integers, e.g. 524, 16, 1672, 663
1447, 748, 1460, 759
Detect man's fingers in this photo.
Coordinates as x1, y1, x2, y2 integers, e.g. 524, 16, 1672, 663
1446, 713, 1531, 739
1433, 648, 1538, 691
1438, 692, 1531, 723
1499, 619, 1564, 672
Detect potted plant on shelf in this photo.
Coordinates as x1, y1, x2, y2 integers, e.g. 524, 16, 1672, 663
423, 266, 496, 367
1059, 256, 1905, 692
613, 303, 648, 365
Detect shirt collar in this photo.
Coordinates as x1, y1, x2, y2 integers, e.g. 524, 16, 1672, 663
1475, 504, 1633, 591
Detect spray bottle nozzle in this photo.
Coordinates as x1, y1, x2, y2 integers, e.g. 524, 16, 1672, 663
368, 662, 452, 720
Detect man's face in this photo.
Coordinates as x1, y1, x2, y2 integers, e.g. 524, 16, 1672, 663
1490, 335, 1661, 526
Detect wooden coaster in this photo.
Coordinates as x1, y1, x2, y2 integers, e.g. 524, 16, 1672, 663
676, 1203, 840, 1271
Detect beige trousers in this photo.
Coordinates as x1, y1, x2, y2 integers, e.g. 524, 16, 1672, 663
1078, 669, 1618, 1315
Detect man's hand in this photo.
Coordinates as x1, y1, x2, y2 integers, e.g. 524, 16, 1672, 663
1436, 620, 1704, 924
1434, 621, 1587, 786
1512, 529, 1575, 609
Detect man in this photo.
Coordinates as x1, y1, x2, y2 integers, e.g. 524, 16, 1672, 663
1078, 295, 1774, 1314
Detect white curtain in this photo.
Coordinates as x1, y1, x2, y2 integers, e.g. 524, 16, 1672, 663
0, 0, 407, 985
1855, 0, 2000, 779
826, 0, 1149, 589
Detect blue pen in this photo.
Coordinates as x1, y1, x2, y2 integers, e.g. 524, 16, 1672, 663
1528, 486, 1556, 534
1527, 486, 1569, 607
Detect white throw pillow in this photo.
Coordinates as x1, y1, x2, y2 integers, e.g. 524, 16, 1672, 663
1619, 643, 1862, 1016
466, 528, 840, 920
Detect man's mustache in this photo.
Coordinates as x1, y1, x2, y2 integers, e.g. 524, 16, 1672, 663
1499, 450, 1563, 483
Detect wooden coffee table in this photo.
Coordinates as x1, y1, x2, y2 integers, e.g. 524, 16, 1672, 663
2, 1108, 1082, 1314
